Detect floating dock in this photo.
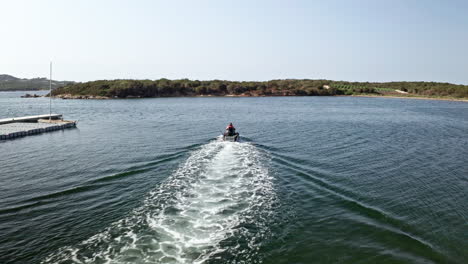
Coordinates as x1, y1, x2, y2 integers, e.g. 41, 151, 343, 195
0, 114, 62, 125
0, 115, 76, 140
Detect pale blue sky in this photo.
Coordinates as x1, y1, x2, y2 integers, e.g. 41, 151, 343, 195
1, 0, 467, 83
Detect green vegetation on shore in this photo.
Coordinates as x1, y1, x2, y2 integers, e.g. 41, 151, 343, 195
52, 79, 468, 99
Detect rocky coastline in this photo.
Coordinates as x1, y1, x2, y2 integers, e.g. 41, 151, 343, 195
53, 94, 111, 99
47, 93, 468, 102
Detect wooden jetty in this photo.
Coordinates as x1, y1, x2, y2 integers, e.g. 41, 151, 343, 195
0, 115, 76, 140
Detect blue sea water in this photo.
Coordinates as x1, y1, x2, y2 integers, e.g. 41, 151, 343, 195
1, 92, 467, 263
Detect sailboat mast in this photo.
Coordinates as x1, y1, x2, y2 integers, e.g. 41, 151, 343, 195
49, 61, 52, 120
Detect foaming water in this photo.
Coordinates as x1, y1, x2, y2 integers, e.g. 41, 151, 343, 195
42, 140, 276, 264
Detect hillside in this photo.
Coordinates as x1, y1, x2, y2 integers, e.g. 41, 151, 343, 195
0, 74, 73, 91
52, 79, 468, 99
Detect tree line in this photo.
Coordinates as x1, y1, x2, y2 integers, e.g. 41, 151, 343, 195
51, 79, 468, 98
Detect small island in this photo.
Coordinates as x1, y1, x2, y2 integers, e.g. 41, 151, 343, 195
51, 79, 468, 100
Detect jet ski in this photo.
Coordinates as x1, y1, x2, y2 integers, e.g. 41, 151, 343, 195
223, 123, 239, 142
223, 131, 239, 142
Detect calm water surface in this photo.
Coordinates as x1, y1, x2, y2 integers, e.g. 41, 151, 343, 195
1, 92, 467, 264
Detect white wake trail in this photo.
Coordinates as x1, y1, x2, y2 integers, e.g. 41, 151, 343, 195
43, 140, 276, 264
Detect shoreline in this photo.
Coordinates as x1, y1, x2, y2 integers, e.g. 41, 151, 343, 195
44, 93, 468, 102
349, 94, 468, 102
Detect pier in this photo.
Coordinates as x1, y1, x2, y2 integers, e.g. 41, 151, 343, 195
0, 114, 62, 125
0, 115, 76, 140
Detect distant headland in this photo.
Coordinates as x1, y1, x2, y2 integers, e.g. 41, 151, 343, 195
51, 79, 468, 100
0, 74, 73, 91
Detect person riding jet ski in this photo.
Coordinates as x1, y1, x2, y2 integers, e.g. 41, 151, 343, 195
223, 123, 239, 141
226, 123, 236, 136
